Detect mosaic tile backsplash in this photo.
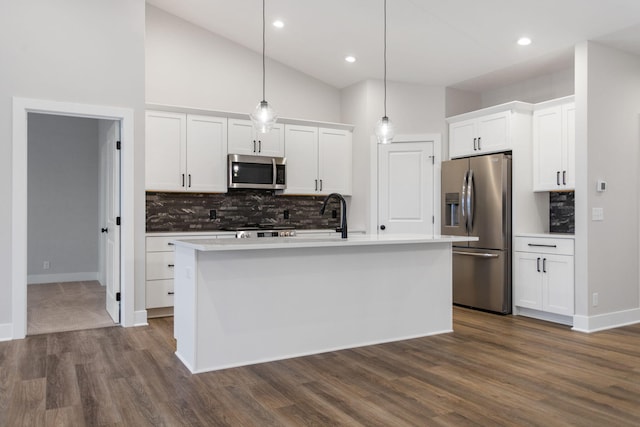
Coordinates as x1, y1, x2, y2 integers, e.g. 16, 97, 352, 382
146, 190, 342, 232
549, 191, 574, 234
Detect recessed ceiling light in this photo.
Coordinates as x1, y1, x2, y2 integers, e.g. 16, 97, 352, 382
345, 56, 356, 63
272, 20, 284, 29
517, 37, 532, 46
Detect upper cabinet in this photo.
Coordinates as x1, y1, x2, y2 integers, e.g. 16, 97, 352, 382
284, 125, 352, 196
532, 97, 575, 191
146, 111, 227, 193
447, 102, 533, 159
228, 118, 284, 157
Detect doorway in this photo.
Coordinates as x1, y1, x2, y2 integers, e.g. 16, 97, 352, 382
26, 114, 120, 334
12, 98, 135, 339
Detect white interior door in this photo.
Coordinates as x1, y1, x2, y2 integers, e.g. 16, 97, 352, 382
378, 141, 434, 234
103, 121, 121, 323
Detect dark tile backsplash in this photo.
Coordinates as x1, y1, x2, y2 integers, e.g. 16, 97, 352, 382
146, 190, 341, 232
550, 191, 574, 234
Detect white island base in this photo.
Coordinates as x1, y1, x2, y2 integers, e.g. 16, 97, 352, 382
173, 235, 470, 373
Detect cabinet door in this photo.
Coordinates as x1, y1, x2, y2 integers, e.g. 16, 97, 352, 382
477, 111, 510, 154
533, 106, 564, 191
562, 103, 575, 190
514, 252, 542, 310
227, 119, 256, 155
186, 115, 227, 193
542, 254, 574, 316
256, 123, 284, 157
318, 128, 352, 195
145, 111, 186, 191
283, 125, 319, 194
449, 119, 476, 158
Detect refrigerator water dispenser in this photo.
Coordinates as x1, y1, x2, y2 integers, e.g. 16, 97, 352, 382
445, 193, 460, 226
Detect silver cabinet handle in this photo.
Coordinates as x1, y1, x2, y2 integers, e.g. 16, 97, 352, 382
563, 171, 566, 185
181, 173, 185, 187
168, 291, 175, 295
543, 258, 547, 273
167, 242, 174, 246
453, 251, 498, 258
319, 179, 323, 191
557, 171, 560, 186
477, 137, 481, 150
167, 264, 175, 268
188, 174, 192, 188
315, 179, 318, 191
258, 140, 262, 153
253, 140, 256, 153
527, 243, 557, 248
536, 257, 540, 272
473, 137, 477, 151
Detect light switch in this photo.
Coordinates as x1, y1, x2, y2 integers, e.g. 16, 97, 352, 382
592, 207, 604, 221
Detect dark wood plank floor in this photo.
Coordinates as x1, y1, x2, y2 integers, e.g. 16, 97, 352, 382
2, 307, 640, 426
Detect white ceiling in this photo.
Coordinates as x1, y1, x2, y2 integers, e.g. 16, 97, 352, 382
146, 0, 640, 92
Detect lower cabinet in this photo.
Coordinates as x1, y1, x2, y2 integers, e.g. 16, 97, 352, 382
514, 235, 574, 322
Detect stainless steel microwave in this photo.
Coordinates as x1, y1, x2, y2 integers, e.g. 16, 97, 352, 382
228, 154, 286, 190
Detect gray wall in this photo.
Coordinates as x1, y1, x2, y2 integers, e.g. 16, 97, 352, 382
145, 5, 341, 123
575, 41, 640, 319
28, 114, 99, 282
0, 0, 146, 325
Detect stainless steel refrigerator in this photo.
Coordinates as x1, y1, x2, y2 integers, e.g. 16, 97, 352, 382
441, 153, 512, 314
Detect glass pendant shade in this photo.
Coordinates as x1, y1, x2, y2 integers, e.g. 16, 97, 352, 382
375, 116, 395, 144
250, 100, 278, 133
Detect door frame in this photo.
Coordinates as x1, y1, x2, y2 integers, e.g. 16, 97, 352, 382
369, 133, 442, 235
12, 97, 135, 338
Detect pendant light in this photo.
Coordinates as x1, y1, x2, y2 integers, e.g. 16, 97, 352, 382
375, 0, 395, 144
250, 0, 278, 133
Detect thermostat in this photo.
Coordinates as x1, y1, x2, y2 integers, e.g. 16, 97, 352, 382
596, 180, 607, 192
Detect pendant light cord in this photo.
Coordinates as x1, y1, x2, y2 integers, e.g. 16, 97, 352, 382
262, 0, 266, 102
383, 0, 387, 117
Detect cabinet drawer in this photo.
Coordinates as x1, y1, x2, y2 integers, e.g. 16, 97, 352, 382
514, 237, 574, 255
146, 279, 174, 308
146, 252, 175, 280
146, 236, 178, 252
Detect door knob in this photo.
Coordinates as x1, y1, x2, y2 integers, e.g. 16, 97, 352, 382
101, 227, 108, 233
380, 225, 386, 230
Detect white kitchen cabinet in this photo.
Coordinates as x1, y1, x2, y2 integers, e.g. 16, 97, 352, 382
514, 235, 574, 322
284, 125, 352, 195
447, 102, 533, 159
227, 118, 284, 157
146, 111, 227, 193
532, 97, 575, 191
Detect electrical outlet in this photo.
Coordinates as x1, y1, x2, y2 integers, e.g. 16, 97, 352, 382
592, 292, 599, 307
284, 210, 290, 219
209, 209, 216, 220
332, 209, 338, 219
43, 261, 50, 270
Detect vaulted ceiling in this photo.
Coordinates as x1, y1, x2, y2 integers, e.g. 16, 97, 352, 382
146, 0, 640, 92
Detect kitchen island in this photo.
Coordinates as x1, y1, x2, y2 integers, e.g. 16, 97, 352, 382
172, 234, 475, 373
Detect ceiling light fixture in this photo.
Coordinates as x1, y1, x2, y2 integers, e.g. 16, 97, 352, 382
345, 55, 356, 63
272, 20, 284, 28
375, 0, 394, 144
250, 0, 278, 133
517, 37, 532, 46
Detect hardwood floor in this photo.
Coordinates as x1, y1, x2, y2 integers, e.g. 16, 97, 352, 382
2, 307, 640, 426
27, 281, 116, 335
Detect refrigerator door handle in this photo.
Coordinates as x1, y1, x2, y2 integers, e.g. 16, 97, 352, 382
467, 169, 475, 232
461, 170, 469, 232
453, 251, 499, 258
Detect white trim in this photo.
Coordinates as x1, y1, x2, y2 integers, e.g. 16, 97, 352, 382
514, 307, 573, 326
572, 308, 640, 333
134, 310, 149, 326
0, 324, 12, 342
12, 97, 136, 339
27, 272, 100, 285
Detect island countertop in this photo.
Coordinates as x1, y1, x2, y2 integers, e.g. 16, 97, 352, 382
171, 234, 478, 251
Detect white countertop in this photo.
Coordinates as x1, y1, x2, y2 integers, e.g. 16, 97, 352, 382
172, 234, 477, 252
515, 233, 575, 239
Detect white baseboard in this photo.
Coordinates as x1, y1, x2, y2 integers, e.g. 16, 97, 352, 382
134, 310, 148, 326
572, 308, 640, 333
27, 272, 99, 285
0, 323, 13, 342
514, 307, 573, 326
